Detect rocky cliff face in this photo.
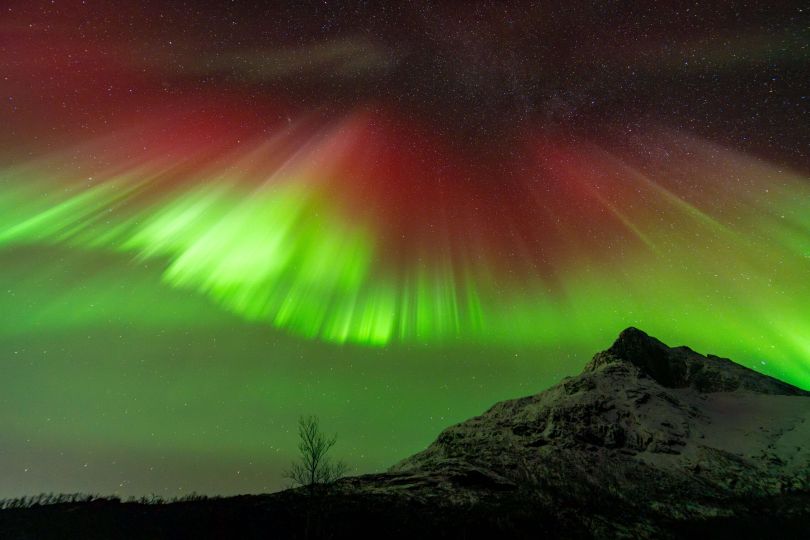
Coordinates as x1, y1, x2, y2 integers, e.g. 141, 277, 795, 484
339, 327, 810, 537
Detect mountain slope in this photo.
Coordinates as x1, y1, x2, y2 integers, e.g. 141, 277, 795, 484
338, 327, 810, 536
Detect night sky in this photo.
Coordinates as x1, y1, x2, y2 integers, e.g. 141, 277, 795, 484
1, 1, 808, 497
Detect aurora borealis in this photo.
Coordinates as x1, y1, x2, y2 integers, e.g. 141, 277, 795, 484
1, 1, 809, 497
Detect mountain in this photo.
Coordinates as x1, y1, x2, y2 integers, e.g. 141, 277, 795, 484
2, 328, 808, 538
337, 327, 810, 537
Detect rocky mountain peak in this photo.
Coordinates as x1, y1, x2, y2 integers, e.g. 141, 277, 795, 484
362, 327, 810, 538
584, 327, 808, 396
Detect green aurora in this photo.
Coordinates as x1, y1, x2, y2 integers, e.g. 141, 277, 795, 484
1, 128, 809, 383
1, 0, 809, 501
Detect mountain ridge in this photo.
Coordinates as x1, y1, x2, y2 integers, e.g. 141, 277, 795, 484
587, 327, 807, 395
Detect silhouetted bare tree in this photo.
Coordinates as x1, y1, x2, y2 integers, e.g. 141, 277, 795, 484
286, 415, 347, 491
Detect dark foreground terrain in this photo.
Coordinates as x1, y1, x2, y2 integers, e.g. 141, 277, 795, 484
2, 328, 808, 539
